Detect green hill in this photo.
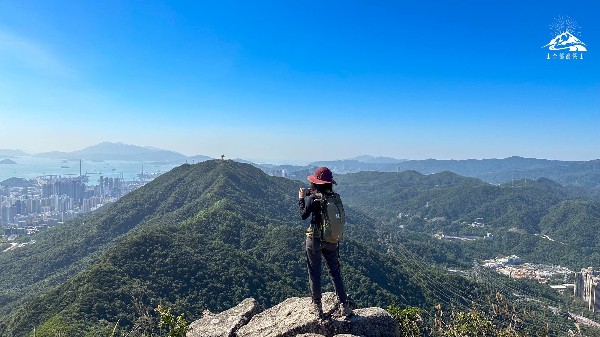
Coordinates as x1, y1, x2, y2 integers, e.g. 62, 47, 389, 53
307, 157, 600, 191
1, 161, 588, 336
335, 170, 600, 269
0, 160, 470, 336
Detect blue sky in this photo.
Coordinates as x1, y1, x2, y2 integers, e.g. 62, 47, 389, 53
0, 1, 598, 163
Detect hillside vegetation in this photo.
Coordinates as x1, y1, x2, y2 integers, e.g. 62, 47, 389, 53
0, 161, 464, 336
335, 171, 600, 270
0, 161, 593, 336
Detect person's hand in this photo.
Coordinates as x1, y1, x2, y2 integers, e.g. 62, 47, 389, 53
298, 187, 306, 199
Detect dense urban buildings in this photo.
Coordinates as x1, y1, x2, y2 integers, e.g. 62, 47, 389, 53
1, 163, 291, 238
482, 255, 573, 284
574, 268, 600, 312
1, 174, 148, 237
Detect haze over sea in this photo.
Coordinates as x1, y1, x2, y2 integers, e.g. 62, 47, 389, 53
0, 156, 182, 183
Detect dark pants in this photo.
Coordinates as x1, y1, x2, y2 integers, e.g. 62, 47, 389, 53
305, 236, 348, 304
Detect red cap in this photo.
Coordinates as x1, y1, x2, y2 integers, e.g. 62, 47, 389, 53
307, 166, 336, 185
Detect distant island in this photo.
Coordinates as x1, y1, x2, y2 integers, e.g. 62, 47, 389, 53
33, 142, 213, 163
0, 149, 29, 157
0, 159, 17, 165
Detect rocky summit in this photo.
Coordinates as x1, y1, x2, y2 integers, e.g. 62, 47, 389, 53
187, 292, 399, 337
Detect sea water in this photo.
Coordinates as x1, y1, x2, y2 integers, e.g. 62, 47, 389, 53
0, 156, 183, 184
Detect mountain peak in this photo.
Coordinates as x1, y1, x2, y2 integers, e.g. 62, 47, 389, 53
34, 142, 189, 162
0, 149, 29, 157
76, 142, 165, 155
351, 155, 404, 164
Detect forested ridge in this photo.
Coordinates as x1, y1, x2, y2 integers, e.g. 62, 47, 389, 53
308, 157, 600, 191
336, 170, 600, 269
0, 160, 597, 336
0, 161, 459, 336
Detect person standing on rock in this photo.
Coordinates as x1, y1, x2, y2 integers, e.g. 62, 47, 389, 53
299, 166, 353, 318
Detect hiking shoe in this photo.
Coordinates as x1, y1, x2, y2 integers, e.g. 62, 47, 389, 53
310, 302, 323, 319
339, 302, 354, 317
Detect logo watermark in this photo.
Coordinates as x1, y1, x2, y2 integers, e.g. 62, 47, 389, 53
542, 16, 587, 60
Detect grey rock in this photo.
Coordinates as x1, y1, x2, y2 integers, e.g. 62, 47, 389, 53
236, 295, 328, 337
187, 297, 258, 337
186, 292, 398, 337
236, 292, 398, 337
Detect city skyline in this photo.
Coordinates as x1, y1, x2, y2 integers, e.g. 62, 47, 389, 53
0, 1, 598, 163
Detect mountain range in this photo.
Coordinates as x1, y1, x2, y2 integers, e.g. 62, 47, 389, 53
0, 161, 448, 336
4, 143, 600, 191
1, 160, 584, 336
335, 170, 600, 269
0, 149, 29, 158
32, 142, 212, 163
349, 155, 406, 164
1, 142, 212, 163
282, 157, 600, 192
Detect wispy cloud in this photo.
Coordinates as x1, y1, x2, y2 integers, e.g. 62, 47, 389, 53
0, 28, 73, 78
0, 26, 84, 121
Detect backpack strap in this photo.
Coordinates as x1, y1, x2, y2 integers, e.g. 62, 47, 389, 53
311, 192, 324, 239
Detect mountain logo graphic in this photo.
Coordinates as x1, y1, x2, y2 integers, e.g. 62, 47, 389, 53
542, 30, 587, 51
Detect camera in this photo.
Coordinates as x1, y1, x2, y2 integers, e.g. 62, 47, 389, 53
300, 186, 312, 197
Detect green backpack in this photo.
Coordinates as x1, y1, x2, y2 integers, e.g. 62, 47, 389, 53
315, 192, 346, 243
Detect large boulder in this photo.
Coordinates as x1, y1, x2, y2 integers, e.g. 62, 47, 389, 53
186, 292, 399, 337
235, 294, 330, 337
187, 297, 259, 337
